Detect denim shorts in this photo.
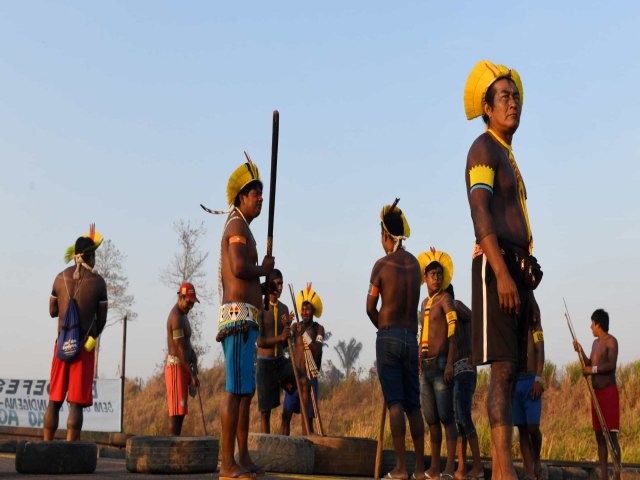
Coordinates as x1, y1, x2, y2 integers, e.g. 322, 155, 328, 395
376, 327, 420, 412
453, 369, 477, 436
420, 354, 454, 426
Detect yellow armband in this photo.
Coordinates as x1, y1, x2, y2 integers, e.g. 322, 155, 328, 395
446, 311, 457, 338
533, 331, 544, 343
172, 328, 185, 339
469, 165, 495, 194
368, 283, 380, 297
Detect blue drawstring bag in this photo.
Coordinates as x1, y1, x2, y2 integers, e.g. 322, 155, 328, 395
56, 297, 81, 361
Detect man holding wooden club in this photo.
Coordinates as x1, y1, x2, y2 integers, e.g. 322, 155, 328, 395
366, 200, 425, 480
215, 157, 274, 479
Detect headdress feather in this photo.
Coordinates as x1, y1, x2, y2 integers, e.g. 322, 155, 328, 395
296, 282, 323, 318
418, 247, 454, 290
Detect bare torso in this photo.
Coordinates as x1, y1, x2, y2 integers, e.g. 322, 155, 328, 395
525, 322, 542, 374
370, 249, 421, 331
258, 300, 289, 357
221, 212, 262, 308
50, 266, 108, 338
166, 304, 194, 359
466, 132, 529, 250
590, 335, 618, 390
292, 320, 324, 373
420, 291, 456, 358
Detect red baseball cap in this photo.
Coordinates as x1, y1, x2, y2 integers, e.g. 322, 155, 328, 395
178, 282, 200, 303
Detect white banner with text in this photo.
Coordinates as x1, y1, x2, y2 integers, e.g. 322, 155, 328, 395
0, 378, 121, 432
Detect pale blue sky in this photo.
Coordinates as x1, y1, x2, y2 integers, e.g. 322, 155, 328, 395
1, 2, 639, 380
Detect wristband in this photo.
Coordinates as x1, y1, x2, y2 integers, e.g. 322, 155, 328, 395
593, 365, 598, 374
316, 335, 324, 343
534, 376, 543, 384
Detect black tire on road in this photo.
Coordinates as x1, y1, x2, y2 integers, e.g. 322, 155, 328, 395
15, 440, 97, 474
126, 436, 218, 474
309, 435, 377, 476
238, 433, 314, 474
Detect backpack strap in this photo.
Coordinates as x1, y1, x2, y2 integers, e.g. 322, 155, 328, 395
62, 269, 85, 300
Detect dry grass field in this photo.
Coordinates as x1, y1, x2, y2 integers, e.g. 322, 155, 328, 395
124, 359, 640, 463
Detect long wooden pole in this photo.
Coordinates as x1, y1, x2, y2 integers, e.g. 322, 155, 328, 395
374, 396, 386, 480
564, 299, 621, 474
264, 110, 279, 310
196, 387, 208, 436
120, 314, 127, 433
287, 334, 311, 436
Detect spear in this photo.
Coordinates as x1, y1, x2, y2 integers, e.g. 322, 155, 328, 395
564, 299, 621, 474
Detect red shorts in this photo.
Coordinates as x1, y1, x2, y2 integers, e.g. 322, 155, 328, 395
592, 383, 619, 432
165, 364, 189, 416
49, 342, 95, 407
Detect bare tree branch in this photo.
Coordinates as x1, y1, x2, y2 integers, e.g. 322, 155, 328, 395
95, 239, 137, 326
160, 219, 211, 359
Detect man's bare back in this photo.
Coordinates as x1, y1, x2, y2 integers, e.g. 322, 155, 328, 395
50, 266, 107, 337
370, 250, 421, 330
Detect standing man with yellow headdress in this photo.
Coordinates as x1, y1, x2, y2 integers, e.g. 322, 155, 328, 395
281, 283, 324, 435
417, 248, 458, 480
44, 225, 108, 441
215, 156, 274, 479
366, 200, 425, 480
464, 60, 543, 480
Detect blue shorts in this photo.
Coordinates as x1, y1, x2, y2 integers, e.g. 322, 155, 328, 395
221, 328, 259, 394
420, 354, 454, 426
376, 327, 421, 412
512, 374, 541, 425
453, 369, 477, 436
283, 377, 318, 418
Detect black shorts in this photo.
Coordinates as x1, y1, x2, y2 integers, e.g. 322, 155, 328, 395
471, 253, 529, 368
256, 356, 296, 412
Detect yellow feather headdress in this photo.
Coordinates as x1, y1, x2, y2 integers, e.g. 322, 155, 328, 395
464, 60, 523, 121
226, 151, 261, 207
296, 282, 323, 319
417, 247, 454, 290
